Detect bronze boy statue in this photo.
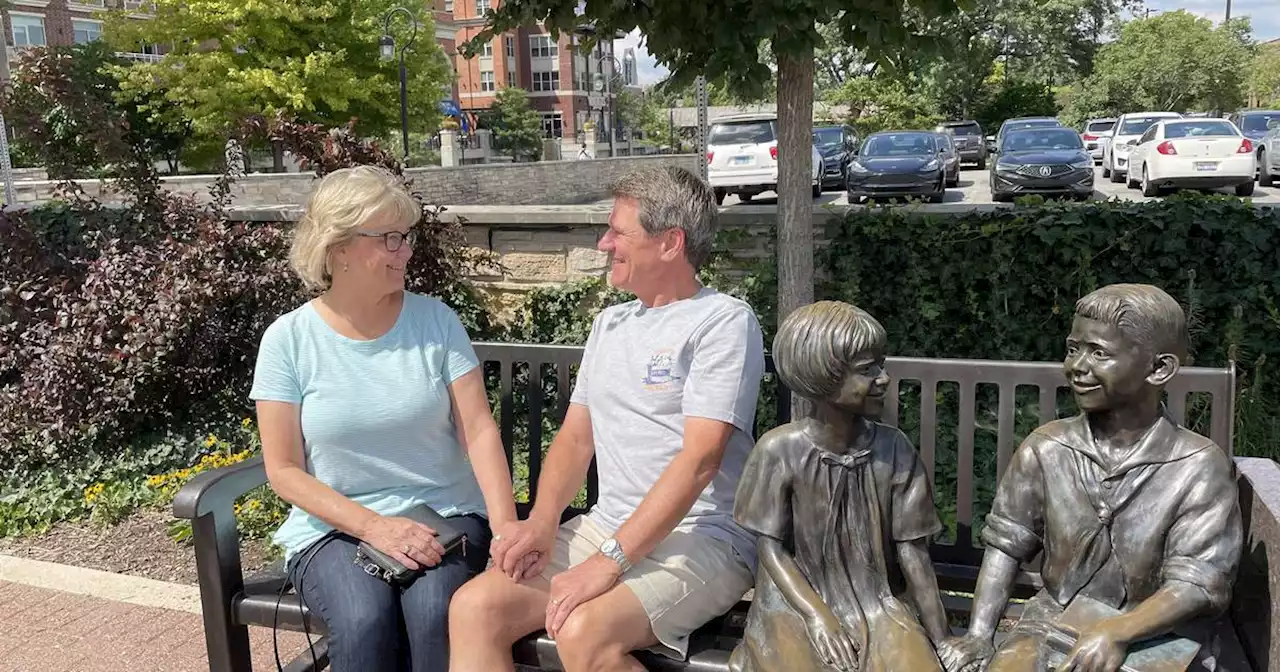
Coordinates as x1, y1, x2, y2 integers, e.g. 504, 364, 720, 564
729, 301, 949, 672
938, 283, 1243, 672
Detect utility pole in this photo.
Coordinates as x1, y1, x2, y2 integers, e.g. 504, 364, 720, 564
1225, 0, 1231, 22
695, 75, 708, 183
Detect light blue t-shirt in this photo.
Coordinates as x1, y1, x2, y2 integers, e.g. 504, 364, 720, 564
249, 292, 487, 562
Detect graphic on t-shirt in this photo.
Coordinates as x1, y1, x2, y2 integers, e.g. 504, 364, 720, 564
641, 349, 682, 390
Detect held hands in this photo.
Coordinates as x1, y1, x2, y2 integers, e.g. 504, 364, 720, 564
804, 608, 860, 672
937, 634, 995, 672
490, 516, 559, 581
361, 514, 446, 570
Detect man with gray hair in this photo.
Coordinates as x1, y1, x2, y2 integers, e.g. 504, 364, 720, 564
449, 165, 765, 671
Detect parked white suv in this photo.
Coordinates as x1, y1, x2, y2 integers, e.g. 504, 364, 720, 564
1102, 111, 1182, 183
706, 114, 823, 204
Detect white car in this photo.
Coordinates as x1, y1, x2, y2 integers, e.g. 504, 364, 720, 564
1102, 111, 1183, 183
1125, 118, 1256, 197
706, 114, 823, 205
1081, 117, 1116, 163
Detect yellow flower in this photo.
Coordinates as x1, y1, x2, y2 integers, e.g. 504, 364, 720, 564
242, 417, 252, 428
204, 434, 217, 448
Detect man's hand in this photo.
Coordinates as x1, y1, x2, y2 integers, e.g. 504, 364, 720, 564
544, 553, 622, 638
1060, 624, 1128, 672
490, 516, 559, 580
804, 609, 859, 671
937, 634, 995, 672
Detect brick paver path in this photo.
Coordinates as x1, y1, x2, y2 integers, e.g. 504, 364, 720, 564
0, 580, 311, 671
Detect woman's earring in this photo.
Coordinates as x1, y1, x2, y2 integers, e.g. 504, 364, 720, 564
342, 262, 349, 272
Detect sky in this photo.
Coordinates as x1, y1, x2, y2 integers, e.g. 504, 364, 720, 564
615, 1, 1277, 90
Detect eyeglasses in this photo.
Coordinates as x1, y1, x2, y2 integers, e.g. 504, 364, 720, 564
356, 229, 418, 252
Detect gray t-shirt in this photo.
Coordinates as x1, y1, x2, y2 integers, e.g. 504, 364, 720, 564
570, 287, 766, 570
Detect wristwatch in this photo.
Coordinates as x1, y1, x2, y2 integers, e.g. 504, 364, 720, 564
599, 538, 632, 573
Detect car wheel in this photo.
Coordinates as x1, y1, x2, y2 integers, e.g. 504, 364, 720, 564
1126, 168, 1139, 189
1101, 158, 1111, 179
1237, 180, 1256, 197
977, 157, 986, 170
813, 182, 822, 198
1261, 150, 1275, 187
713, 188, 726, 206
739, 192, 753, 204
1141, 166, 1160, 198
1109, 167, 1125, 184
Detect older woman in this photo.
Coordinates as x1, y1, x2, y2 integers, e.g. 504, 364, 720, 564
250, 166, 518, 672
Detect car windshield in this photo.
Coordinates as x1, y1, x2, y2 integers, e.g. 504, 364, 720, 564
941, 122, 982, 136
1119, 116, 1176, 135
708, 121, 774, 145
1240, 113, 1280, 133
1086, 120, 1116, 133
1163, 120, 1240, 138
1005, 120, 1059, 133
1002, 128, 1084, 151
812, 128, 843, 148
861, 133, 936, 157
935, 134, 954, 150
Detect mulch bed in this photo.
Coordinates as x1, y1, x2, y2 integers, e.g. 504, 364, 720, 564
0, 507, 276, 585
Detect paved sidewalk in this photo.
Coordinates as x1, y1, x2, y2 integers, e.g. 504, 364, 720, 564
0, 580, 311, 672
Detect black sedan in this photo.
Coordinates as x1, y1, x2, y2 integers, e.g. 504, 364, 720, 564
813, 124, 858, 191
845, 131, 946, 203
990, 127, 1095, 202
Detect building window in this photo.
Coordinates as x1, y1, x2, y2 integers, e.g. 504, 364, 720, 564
444, 0, 453, 11
480, 71, 495, 92
482, 41, 493, 57
541, 112, 563, 138
531, 70, 560, 92
505, 36, 515, 58
474, 0, 490, 14
11, 15, 46, 47
530, 35, 557, 59
506, 71, 516, 87
73, 20, 104, 44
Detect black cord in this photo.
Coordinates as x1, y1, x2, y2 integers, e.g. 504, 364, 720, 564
275, 532, 339, 672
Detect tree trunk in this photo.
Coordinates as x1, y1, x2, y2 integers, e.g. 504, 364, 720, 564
775, 44, 816, 417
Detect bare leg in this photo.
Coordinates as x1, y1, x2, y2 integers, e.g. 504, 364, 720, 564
448, 568, 551, 672
554, 583, 659, 672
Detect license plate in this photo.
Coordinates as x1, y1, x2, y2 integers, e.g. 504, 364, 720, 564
732, 156, 752, 166
1194, 162, 1217, 171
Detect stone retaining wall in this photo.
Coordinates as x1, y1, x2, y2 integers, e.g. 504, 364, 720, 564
7, 155, 702, 207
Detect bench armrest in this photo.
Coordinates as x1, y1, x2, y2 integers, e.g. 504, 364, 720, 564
1231, 456, 1280, 670
172, 456, 269, 672
172, 455, 268, 520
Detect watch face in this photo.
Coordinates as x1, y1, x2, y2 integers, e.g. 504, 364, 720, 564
601, 539, 618, 554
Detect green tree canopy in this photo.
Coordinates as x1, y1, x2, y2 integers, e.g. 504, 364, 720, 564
468, 0, 963, 329
484, 87, 545, 162
105, 0, 454, 142
1060, 11, 1254, 125
1245, 42, 1280, 108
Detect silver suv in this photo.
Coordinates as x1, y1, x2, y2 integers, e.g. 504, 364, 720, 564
706, 114, 823, 204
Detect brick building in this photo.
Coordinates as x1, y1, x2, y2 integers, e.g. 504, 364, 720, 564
446, 0, 625, 142
3, 0, 159, 72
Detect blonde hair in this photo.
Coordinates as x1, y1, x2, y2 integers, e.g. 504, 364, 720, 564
289, 166, 421, 291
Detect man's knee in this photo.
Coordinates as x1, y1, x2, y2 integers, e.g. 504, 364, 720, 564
555, 602, 631, 665
448, 570, 527, 641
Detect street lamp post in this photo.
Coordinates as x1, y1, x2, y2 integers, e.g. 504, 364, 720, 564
380, 6, 419, 160
592, 53, 624, 157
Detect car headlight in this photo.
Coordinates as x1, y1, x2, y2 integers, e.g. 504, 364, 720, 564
848, 161, 869, 174
1114, 143, 1132, 153
995, 161, 1019, 172
1070, 158, 1092, 169
922, 159, 940, 172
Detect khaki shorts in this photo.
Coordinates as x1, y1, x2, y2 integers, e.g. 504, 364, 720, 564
543, 514, 754, 660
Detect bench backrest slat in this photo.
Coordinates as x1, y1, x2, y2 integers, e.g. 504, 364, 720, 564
475, 343, 1236, 569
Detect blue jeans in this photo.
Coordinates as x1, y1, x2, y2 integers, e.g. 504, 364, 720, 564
287, 514, 490, 672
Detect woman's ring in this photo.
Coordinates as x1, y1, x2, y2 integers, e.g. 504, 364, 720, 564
493, 534, 502, 542
403, 544, 412, 554
550, 598, 560, 606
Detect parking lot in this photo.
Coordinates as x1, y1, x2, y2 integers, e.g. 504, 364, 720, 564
719, 164, 1280, 207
